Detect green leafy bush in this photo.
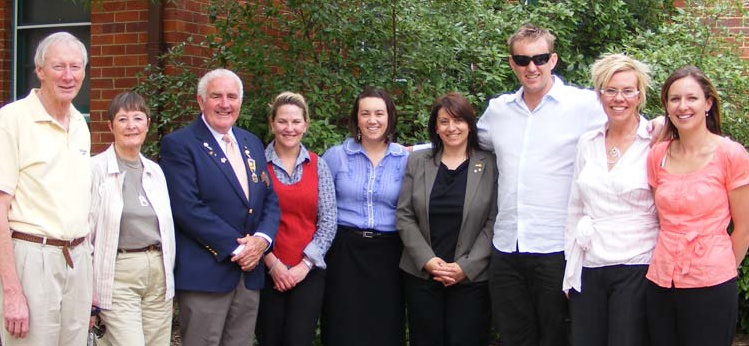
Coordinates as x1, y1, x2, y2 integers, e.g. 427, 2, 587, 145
135, 0, 749, 334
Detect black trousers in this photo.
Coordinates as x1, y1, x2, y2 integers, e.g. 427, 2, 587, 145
646, 277, 737, 346
403, 272, 490, 346
321, 226, 405, 346
568, 265, 650, 346
256, 268, 325, 346
488, 249, 570, 346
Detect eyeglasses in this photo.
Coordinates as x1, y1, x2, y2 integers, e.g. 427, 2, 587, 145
600, 88, 640, 98
511, 53, 552, 67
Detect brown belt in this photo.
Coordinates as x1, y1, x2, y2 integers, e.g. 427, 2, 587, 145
118, 244, 161, 254
11, 231, 85, 268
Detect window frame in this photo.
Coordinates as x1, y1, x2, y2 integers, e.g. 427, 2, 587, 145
12, 0, 91, 115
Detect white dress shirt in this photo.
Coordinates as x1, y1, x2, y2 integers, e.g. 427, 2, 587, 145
477, 76, 606, 253
562, 117, 659, 292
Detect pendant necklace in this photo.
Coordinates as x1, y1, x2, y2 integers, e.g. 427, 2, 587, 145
607, 146, 622, 164
606, 120, 638, 164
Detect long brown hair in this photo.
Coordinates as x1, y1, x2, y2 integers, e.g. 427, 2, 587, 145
660, 65, 722, 140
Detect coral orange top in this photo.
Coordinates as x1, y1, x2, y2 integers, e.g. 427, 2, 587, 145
647, 137, 749, 288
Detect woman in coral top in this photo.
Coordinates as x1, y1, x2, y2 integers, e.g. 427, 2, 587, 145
256, 92, 337, 346
646, 65, 749, 346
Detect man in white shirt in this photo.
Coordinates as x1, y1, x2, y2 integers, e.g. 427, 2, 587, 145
476, 24, 606, 346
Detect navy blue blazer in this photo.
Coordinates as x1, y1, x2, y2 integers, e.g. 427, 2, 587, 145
160, 118, 280, 293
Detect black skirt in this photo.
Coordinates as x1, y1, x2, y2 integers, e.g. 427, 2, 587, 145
321, 226, 405, 346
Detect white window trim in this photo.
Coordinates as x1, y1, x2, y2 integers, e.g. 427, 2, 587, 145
12, 0, 91, 118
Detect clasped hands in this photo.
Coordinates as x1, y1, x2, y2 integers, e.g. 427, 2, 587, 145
264, 253, 310, 292
230, 235, 268, 272
424, 257, 466, 286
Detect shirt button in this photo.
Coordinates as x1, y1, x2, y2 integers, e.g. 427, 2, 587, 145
248, 209, 253, 214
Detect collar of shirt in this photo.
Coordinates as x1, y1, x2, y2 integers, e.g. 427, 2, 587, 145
265, 142, 311, 184
201, 114, 236, 153
102, 144, 156, 178
593, 114, 653, 142
505, 75, 568, 111
27, 88, 85, 126
341, 137, 408, 158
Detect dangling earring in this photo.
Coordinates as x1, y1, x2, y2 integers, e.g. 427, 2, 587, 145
705, 111, 709, 117
357, 129, 362, 141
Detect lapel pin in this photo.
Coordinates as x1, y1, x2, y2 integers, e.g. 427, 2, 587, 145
203, 142, 216, 156
474, 162, 483, 173
261, 171, 270, 187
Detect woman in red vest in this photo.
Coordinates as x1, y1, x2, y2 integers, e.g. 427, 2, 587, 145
256, 92, 337, 346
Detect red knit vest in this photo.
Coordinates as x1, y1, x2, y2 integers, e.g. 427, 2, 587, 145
267, 153, 319, 265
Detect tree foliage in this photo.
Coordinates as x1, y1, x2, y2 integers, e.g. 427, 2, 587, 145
135, 0, 749, 332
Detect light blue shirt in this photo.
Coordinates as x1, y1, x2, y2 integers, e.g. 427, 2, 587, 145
477, 76, 606, 253
322, 138, 409, 232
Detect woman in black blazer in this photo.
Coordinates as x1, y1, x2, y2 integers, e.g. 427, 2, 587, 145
396, 92, 498, 345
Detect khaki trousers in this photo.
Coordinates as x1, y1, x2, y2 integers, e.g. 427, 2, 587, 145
98, 250, 173, 346
177, 275, 260, 346
0, 239, 93, 346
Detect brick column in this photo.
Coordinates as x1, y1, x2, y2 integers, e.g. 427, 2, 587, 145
0, 1, 11, 104
88, 0, 213, 153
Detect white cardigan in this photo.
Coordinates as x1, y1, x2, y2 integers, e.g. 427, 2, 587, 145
88, 145, 176, 309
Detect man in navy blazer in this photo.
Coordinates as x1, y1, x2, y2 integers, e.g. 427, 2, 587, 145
160, 68, 280, 346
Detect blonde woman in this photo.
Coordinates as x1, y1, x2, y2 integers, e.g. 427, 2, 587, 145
563, 54, 658, 346
256, 92, 336, 346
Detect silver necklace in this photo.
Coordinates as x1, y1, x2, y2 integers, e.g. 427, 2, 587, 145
606, 146, 622, 164
606, 120, 639, 164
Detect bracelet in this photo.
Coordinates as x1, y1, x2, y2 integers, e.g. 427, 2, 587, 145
268, 258, 279, 273
301, 257, 313, 270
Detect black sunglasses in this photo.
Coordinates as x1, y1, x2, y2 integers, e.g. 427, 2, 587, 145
511, 53, 552, 67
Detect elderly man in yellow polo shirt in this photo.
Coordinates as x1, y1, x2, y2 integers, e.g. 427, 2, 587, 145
0, 32, 92, 345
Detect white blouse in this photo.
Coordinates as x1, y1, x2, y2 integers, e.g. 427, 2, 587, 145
562, 117, 659, 293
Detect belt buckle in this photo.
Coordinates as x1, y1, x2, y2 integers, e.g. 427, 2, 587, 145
362, 231, 374, 238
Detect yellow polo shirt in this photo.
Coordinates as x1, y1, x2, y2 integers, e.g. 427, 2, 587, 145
0, 89, 91, 240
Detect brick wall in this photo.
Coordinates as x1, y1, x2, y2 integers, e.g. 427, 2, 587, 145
162, 0, 213, 68
89, 0, 213, 153
89, 0, 150, 153
720, 3, 749, 59
673, 0, 749, 59
0, 1, 10, 104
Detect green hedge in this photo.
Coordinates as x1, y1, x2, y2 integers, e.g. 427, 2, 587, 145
134, 0, 749, 333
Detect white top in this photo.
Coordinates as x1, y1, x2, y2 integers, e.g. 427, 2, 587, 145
562, 117, 659, 292
477, 76, 606, 253
89, 145, 176, 309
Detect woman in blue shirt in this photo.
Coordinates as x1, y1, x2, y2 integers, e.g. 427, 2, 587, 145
321, 87, 409, 346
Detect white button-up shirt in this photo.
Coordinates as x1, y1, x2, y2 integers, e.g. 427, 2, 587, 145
477, 77, 606, 253
562, 118, 659, 292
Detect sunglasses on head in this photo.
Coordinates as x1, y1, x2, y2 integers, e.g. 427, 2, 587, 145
511, 53, 551, 67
